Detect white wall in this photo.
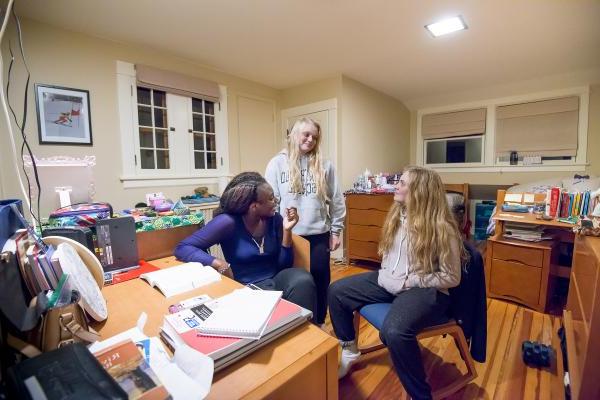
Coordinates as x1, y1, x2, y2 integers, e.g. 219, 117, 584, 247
0, 18, 281, 212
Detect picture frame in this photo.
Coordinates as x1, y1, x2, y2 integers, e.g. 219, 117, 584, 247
35, 84, 93, 145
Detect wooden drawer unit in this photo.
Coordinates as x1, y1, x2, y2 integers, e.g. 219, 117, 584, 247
345, 193, 393, 263
492, 242, 543, 268
485, 237, 554, 312
489, 259, 542, 306
564, 236, 600, 400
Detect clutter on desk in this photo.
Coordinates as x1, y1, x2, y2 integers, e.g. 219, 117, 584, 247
6, 343, 128, 400
160, 291, 311, 372
503, 222, 554, 242
104, 259, 160, 286
89, 313, 214, 400
346, 169, 401, 194
181, 186, 220, 205
47, 202, 113, 227
94, 340, 171, 399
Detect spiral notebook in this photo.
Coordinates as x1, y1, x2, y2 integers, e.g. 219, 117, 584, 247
198, 289, 282, 339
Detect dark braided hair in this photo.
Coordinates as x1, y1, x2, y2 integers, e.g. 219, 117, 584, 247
214, 172, 268, 216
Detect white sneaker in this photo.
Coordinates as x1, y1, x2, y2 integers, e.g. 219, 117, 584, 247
338, 348, 361, 379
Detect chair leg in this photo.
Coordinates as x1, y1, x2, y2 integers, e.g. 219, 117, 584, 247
430, 325, 478, 400
354, 312, 386, 354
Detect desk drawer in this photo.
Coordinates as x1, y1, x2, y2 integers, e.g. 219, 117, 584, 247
492, 242, 543, 267
346, 195, 393, 212
348, 209, 388, 227
348, 240, 380, 261
347, 224, 381, 243
490, 258, 541, 306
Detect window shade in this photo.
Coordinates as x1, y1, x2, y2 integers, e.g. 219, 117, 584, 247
136, 64, 220, 102
421, 108, 486, 140
495, 96, 579, 157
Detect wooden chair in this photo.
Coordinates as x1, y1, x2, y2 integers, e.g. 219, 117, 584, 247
291, 234, 310, 271
444, 183, 470, 239
353, 312, 477, 400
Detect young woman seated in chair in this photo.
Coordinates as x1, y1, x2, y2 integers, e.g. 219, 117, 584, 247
328, 166, 465, 400
175, 172, 316, 314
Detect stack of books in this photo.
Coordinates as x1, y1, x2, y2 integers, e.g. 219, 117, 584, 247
160, 289, 312, 371
503, 222, 554, 242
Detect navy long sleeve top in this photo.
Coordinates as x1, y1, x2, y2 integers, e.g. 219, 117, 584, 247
174, 213, 293, 284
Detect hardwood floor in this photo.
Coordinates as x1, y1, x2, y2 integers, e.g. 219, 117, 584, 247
326, 264, 565, 400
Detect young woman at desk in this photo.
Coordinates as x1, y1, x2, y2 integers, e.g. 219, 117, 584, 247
328, 166, 463, 400
174, 172, 317, 314
265, 117, 346, 328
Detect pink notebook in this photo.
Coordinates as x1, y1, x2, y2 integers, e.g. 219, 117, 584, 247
166, 298, 302, 360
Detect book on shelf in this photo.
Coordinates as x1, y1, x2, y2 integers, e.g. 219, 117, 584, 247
140, 262, 221, 297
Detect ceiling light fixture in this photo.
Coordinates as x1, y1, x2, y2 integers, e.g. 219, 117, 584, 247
425, 16, 467, 37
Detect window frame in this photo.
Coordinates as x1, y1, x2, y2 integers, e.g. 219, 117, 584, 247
424, 134, 485, 168
116, 61, 229, 188
416, 86, 590, 172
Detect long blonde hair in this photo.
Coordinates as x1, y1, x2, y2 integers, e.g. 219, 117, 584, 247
378, 166, 464, 275
286, 117, 329, 201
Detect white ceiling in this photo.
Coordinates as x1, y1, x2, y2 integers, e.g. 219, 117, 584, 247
16, 0, 600, 106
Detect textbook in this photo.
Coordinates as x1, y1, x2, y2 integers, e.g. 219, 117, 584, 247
94, 340, 170, 400
140, 262, 221, 297
162, 295, 309, 365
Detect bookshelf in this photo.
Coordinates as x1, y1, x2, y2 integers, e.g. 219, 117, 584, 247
486, 190, 574, 312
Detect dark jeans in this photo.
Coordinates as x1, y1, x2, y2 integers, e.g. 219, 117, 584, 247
328, 271, 450, 400
255, 268, 316, 314
301, 232, 331, 324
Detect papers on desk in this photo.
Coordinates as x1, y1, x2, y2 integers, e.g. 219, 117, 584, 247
161, 290, 311, 371
89, 313, 214, 400
503, 222, 554, 242
140, 262, 221, 297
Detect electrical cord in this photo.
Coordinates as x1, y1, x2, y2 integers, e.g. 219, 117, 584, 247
0, 0, 32, 214
6, 7, 42, 228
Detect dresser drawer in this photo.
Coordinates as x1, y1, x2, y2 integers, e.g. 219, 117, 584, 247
348, 209, 388, 227
347, 224, 381, 243
490, 259, 542, 306
346, 194, 393, 211
492, 242, 543, 267
348, 240, 380, 261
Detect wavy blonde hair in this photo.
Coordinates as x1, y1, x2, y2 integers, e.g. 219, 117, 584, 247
286, 117, 329, 201
378, 166, 464, 275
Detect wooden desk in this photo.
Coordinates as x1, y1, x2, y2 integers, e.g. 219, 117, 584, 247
92, 257, 339, 400
487, 190, 574, 312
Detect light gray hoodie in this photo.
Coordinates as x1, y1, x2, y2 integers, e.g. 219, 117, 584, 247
265, 151, 346, 236
378, 218, 461, 295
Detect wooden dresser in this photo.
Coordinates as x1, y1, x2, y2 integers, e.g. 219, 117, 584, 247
345, 193, 393, 263
345, 184, 469, 264
563, 235, 600, 399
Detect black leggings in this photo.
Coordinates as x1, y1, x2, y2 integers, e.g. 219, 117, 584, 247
328, 271, 450, 400
301, 232, 330, 324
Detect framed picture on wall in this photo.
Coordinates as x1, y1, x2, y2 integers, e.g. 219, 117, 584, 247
35, 84, 93, 145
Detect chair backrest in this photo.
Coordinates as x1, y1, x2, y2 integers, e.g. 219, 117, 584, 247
291, 234, 310, 271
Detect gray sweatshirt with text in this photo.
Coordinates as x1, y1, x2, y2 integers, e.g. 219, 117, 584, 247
265, 151, 346, 236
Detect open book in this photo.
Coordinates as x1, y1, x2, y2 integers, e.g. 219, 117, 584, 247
140, 262, 221, 297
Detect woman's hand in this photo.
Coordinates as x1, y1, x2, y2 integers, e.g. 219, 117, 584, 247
283, 207, 299, 231
211, 258, 234, 279
330, 234, 341, 251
